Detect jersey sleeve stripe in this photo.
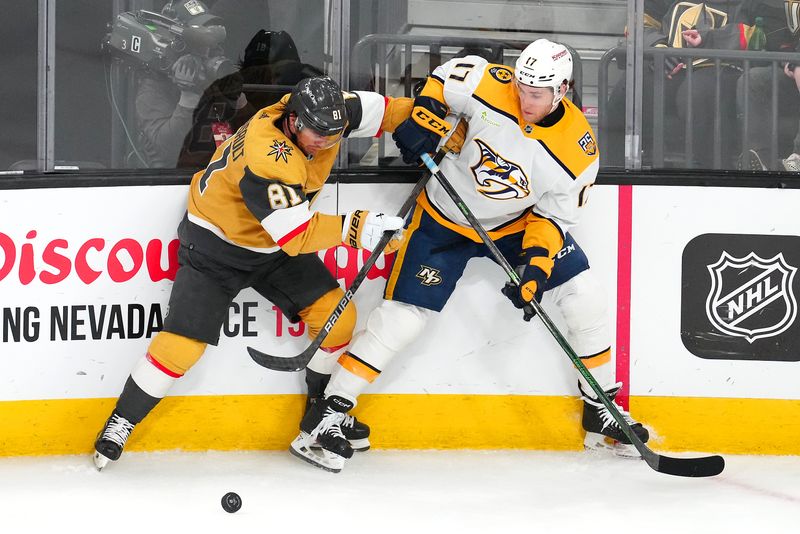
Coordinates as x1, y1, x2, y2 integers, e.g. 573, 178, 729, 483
348, 91, 388, 137
260, 200, 313, 245
537, 140, 578, 180
375, 96, 389, 138
276, 219, 311, 247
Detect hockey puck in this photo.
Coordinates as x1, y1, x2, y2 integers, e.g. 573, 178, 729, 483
221, 492, 242, 513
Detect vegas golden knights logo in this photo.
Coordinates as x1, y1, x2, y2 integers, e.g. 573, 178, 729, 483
788, 0, 800, 35
667, 2, 728, 48
706, 252, 798, 343
267, 140, 293, 163
416, 265, 442, 286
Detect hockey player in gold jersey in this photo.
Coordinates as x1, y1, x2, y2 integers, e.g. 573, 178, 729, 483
93, 76, 413, 470
295, 40, 651, 472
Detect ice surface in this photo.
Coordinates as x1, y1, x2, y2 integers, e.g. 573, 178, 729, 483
0, 450, 797, 533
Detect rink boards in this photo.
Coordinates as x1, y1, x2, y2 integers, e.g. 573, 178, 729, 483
0, 183, 798, 456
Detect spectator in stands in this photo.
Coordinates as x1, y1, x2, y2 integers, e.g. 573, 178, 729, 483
720, 0, 800, 171
603, 1, 743, 169
780, 58, 800, 171
656, 1, 744, 169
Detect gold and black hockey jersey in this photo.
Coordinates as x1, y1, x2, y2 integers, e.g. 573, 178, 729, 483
181, 91, 411, 268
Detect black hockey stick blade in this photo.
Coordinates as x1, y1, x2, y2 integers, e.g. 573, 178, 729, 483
247, 231, 390, 372
248, 344, 314, 372
247, 285, 358, 372
644, 449, 725, 478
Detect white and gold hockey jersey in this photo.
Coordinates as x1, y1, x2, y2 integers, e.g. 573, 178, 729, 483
418, 55, 599, 262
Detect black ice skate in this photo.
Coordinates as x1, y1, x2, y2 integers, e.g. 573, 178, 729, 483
291, 395, 354, 473
579, 382, 649, 459
93, 412, 135, 470
306, 395, 371, 451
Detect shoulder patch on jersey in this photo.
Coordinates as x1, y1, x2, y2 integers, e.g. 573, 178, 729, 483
488, 66, 513, 84
578, 132, 597, 156
471, 138, 530, 200
267, 140, 294, 163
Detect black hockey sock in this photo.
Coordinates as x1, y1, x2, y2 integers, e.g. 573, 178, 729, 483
305, 368, 331, 399
114, 375, 162, 425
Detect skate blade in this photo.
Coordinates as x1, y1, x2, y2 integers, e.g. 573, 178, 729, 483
583, 432, 642, 459
93, 451, 112, 471
289, 434, 346, 473
311, 438, 369, 452
348, 437, 370, 452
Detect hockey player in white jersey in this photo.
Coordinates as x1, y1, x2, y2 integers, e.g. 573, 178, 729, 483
291, 40, 650, 472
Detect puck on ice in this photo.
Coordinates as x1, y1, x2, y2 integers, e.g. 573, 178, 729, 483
221, 492, 242, 513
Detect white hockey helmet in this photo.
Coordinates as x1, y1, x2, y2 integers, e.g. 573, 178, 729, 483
514, 39, 573, 112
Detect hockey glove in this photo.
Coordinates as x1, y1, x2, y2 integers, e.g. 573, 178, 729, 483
392, 96, 452, 164
343, 210, 405, 252
443, 118, 468, 155
501, 254, 548, 322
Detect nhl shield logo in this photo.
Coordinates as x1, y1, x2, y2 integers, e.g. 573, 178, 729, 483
705, 251, 798, 343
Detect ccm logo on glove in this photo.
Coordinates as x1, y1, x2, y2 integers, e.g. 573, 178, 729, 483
412, 107, 452, 137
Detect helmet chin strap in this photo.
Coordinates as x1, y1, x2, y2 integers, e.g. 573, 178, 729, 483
283, 113, 301, 148
548, 82, 568, 114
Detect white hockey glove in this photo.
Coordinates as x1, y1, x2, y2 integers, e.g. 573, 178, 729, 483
343, 210, 405, 252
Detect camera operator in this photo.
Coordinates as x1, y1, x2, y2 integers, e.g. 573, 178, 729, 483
133, 1, 234, 168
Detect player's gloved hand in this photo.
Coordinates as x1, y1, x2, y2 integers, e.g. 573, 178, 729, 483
501, 282, 537, 321
443, 118, 468, 155
392, 96, 452, 164
343, 210, 405, 252
501, 263, 547, 322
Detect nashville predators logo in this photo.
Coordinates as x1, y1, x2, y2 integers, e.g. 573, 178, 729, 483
416, 265, 442, 286
471, 138, 530, 200
268, 140, 293, 163
489, 66, 513, 84
579, 132, 597, 156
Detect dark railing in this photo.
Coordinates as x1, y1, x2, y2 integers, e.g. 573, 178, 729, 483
598, 46, 800, 169
349, 34, 583, 165
351, 33, 583, 102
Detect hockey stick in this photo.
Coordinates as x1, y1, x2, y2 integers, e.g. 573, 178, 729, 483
419, 153, 725, 478
247, 151, 445, 372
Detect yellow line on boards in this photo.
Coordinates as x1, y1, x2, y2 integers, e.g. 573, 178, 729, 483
0, 395, 796, 456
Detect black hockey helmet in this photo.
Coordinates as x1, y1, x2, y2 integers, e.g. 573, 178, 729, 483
286, 76, 346, 147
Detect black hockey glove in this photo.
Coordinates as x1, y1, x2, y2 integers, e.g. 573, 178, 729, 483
392, 96, 452, 164
501, 260, 548, 322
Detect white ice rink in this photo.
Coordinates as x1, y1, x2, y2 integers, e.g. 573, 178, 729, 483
0, 450, 797, 533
